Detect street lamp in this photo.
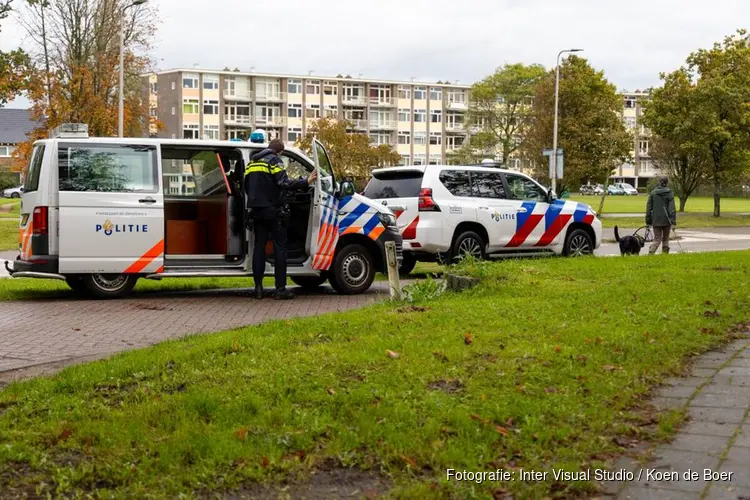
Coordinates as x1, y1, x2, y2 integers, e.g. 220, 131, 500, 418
551, 48, 583, 194
119, 0, 147, 138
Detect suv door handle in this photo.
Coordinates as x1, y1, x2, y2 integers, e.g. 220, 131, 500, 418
516, 207, 527, 213
139, 197, 157, 204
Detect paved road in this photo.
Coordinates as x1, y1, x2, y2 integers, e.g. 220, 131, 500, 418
596, 227, 750, 256
0, 284, 393, 377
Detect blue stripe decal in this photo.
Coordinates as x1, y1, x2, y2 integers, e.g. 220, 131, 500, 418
338, 196, 353, 210
362, 213, 381, 235
516, 201, 537, 231
339, 202, 368, 230
544, 202, 563, 230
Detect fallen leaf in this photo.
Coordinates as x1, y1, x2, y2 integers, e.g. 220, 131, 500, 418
234, 427, 248, 441
544, 387, 558, 394
261, 456, 269, 468
327, 387, 336, 395
386, 350, 400, 359
505, 417, 514, 427
516, 385, 526, 394
58, 428, 73, 442
554, 345, 561, 352
494, 425, 509, 436
531, 433, 539, 441
402, 455, 417, 467
705, 300, 713, 306
464, 333, 473, 345
232, 340, 239, 351
432, 351, 448, 363
72, 327, 80, 331
469, 413, 485, 423
603, 365, 621, 372
704, 310, 721, 318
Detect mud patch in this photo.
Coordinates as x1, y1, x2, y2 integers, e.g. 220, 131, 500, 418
427, 378, 464, 393
396, 305, 429, 313
218, 464, 391, 500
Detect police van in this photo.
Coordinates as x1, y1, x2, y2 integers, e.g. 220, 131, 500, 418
5, 124, 402, 298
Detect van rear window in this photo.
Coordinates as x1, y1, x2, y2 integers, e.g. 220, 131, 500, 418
23, 144, 45, 193
58, 143, 158, 193
363, 171, 424, 199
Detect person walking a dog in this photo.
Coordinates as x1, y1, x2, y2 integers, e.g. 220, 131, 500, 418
645, 176, 677, 254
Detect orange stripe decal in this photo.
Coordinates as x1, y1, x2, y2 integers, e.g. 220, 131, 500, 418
369, 225, 385, 241
124, 239, 164, 274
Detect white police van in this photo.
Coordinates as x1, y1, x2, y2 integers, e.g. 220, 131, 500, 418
5, 124, 402, 298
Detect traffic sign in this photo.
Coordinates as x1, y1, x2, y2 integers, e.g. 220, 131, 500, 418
543, 148, 564, 178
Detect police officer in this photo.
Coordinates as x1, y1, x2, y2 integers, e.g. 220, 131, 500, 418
245, 138, 316, 300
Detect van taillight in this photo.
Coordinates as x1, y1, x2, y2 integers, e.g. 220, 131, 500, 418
418, 188, 439, 211
32, 206, 48, 235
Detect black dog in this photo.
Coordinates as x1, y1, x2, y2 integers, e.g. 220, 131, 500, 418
614, 226, 645, 255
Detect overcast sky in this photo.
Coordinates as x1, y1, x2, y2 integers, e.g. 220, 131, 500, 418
2, 0, 748, 108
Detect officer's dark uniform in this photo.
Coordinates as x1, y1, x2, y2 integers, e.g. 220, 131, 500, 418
244, 146, 308, 299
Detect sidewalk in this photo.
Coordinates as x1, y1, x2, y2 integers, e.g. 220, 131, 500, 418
608, 333, 750, 499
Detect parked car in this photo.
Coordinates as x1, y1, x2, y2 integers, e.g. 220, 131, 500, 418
2, 185, 23, 198
580, 183, 604, 196
614, 182, 638, 195
363, 165, 602, 274
607, 184, 625, 195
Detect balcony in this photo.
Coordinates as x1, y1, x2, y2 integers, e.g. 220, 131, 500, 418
447, 100, 468, 111
369, 120, 397, 131
445, 122, 466, 133
255, 92, 287, 103
223, 89, 253, 101
369, 97, 397, 107
345, 119, 368, 130
342, 95, 367, 106
223, 114, 252, 126
255, 116, 287, 127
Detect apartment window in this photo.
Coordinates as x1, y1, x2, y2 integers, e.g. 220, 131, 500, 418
288, 79, 302, 94
305, 81, 321, 94
182, 74, 198, 89
430, 87, 442, 100
183, 98, 199, 114
288, 103, 303, 118
343, 84, 365, 100
288, 127, 302, 143
624, 97, 636, 108
431, 110, 442, 123
324, 104, 338, 117
256, 80, 281, 99
429, 154, 442, 165
203, 125, 219, 140
203, 99, 219, 115
414, 86, 426, 100
183, 124, 200, 139
414, 132, 427, 145
398, 131, 411, 145
413, 153, 426, 166
149, 82, 157, 93
429, 132, 442, 145
323, 81, 338, 95
398, 108, 411, 122
447, 135, 465, 149
370, 85, 392, 102
305, 104, 321, 119
370, 133, 391, 146
171, 81, 176, 91
398, 86, 411, 99
639, 140, 649, 155
149, 108, 157, 117
448, 90, 466, 104
399, 154, 410, 166
171, 106, 175, 116
203, 75, 219, 90
623, 116, 636, 130
226, 129, 248, 141
414, 109, 426, 122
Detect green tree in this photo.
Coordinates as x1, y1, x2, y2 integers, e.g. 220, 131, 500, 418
522, 56, 632, 193
641, 69, 710, 211
455, 63, 546, 166
685, 30, 750, 217
296, 117, 400, 182
0, 0, 33, 106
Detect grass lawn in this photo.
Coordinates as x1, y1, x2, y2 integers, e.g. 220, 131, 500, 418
1, 253, 749, 498
0, 219, 19, 251
599, 213, 750, 229
570, 195, 750, 215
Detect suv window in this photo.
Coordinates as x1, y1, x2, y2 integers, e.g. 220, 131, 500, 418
23, 144, 45, 193
471, 171, 506, 199
364, 171, 424, 199
504, 173, 547, 202
439, 169, 472, 197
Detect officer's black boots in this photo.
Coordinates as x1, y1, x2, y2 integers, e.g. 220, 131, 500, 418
254, 285, 264, 300
274, 289, 295, 300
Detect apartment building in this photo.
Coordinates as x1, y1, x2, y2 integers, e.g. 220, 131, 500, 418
144, 69, 471, 167
611, 90, 657, 188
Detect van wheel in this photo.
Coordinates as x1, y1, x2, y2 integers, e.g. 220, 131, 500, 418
452, 231, 487, 263
291, 275, 327, 290
329, 244, 375, 295
11, 192, 20, 198
563, 229, 594, 257
65, 276, 89, 295
398, 253, 417, 275
82, 274, 138, 299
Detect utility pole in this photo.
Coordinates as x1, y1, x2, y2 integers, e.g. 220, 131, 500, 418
119, 0, 147, 137
551, 48, 583, 193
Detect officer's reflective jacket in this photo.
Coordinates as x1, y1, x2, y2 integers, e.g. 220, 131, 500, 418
244, 148, 308, 209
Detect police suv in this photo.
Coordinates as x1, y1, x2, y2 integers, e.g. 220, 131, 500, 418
363, 164, 602, 272
6, 124, 402, 298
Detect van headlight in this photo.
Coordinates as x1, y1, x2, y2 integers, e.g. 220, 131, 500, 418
377, 212, 397, 228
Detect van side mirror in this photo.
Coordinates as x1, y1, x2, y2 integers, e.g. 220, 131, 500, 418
340, 180, 356, 197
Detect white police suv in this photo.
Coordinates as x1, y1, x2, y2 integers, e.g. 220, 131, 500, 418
363, 164, 602, 273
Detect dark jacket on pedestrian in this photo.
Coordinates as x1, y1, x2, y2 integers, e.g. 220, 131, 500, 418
646, 186, 677, 227
244, 148, 308, 210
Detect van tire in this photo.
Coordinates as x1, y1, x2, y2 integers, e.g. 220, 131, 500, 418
398, 253, 417, 275
290, 275, 327, 290
82, 274, 138, 299
452, 231, 487, 263
11, 192, 20, 198
65, 276, 90, 296
329, 244, 375, 295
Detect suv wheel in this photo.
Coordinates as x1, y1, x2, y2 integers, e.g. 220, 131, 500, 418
398, 253, 417, 275
452, 231, 487, 263
10, 192, 20, 198
563, 229, 594, 257
291, 275, 327, 290
329, 244, 375, 295
82, 273, 138, 299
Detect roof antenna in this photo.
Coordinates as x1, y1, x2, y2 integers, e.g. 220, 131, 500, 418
249, 66, 255, 73
309, 70, 314, 76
